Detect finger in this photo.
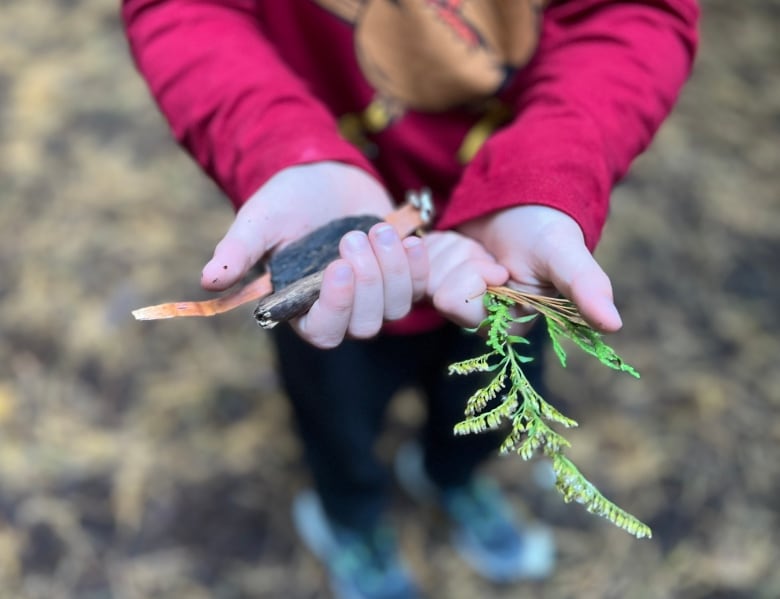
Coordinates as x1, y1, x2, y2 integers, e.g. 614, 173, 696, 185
541, 239, 623, 333
201, 237, 256, 291
201, 205, 270, 291
368, 223, 412, 321
340, 230, 384, 338
292, 260, 354, 349
568, 264, 623, 333
432, 260, 509, 329
403, 236, 428, 302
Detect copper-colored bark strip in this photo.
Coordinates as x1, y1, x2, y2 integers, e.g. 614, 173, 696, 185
131, 272, 274, 320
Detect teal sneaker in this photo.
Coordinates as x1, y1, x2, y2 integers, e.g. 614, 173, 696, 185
394, 442, 555, 583
292, 490, 426, 599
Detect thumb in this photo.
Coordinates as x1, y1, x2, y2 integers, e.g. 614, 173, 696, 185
201, 207, 270, 291
201, 237, 260, 291
541, 237, 623, 333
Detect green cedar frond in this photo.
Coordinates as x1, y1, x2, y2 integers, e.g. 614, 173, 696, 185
546, 317, 640, 378
485, 297, 513, 354
537, 398, 579, 429
488, 286, 640, 377
464, 365, 508, 415
513, 432, 543, 460
537, 426, 572, 455
449, 288, 650, 539
448, 350, 501, 375
498, 426, 527, 454
454, 396, 518, 435
552, 455, 652, 539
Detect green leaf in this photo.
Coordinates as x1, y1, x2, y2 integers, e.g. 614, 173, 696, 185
454, 397, 518, 435
449, 288, 649, 539
512, 313, 539, 325
537, 398, 579, 429
464, 367, 508, 416
548, 319, 640, 378
547, 320, 569, 367
448, 351, 500, 375
552, 455, 652, 539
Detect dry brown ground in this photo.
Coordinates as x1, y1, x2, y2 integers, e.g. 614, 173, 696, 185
1, 1, 778, 598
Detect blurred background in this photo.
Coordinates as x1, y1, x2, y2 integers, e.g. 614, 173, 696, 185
1, 1, 778, 598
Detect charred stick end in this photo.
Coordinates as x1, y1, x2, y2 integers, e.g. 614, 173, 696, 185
254, 271, 324, 329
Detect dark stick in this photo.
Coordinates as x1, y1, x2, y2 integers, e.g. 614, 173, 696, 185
254, 271, 325, 329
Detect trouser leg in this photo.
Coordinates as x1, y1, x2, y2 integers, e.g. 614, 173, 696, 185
270, 325, 410, 530
271, 319, 549, 524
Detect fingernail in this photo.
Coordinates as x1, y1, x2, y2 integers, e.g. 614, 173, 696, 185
403, 236, 422, 251
343, 231, 369, 252
374, 224, 397, 248
605, 301, 623, 328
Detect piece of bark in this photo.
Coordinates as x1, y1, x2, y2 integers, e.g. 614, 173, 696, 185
268, 215, 381, 290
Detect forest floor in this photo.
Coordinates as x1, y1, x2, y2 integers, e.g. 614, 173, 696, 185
1, 1, 778, 598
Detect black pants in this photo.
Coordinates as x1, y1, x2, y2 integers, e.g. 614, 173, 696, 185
271, 321, 547, 531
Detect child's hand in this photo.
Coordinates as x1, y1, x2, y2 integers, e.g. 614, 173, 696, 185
423, 231, 509, 327
300, 230, 508, 343
291, 225, 428, 348
201, 161, 427, 348
201, 161, 394, 290
459, 205, 623, 333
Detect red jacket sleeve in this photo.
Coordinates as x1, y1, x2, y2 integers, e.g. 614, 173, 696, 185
121, 0, 376, 209
437, 0, 700, 250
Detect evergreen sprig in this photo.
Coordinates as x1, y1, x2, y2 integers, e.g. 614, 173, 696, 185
449, 287, 651, 539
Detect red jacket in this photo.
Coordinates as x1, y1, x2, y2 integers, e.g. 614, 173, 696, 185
122, 0, 698, 329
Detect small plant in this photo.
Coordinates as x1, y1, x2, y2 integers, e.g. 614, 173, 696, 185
449, 287, 651, 539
